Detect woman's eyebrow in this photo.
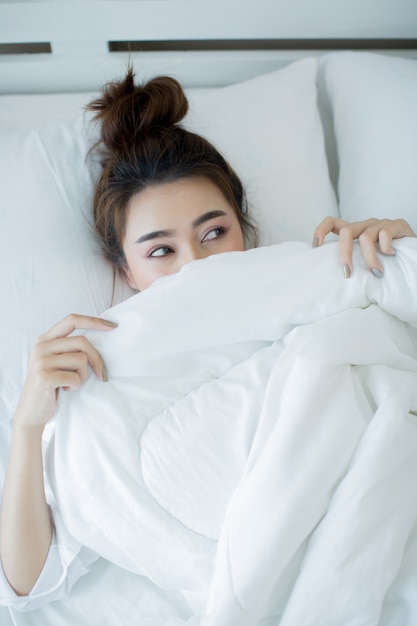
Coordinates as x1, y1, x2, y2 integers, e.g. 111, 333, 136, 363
192, 210, 227, 228
135, 229, 174, 244
135, 210, 228, 244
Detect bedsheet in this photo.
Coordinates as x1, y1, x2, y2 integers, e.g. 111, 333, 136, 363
46, 240, 417, 625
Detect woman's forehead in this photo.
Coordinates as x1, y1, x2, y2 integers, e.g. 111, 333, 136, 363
126, 178, 235, 229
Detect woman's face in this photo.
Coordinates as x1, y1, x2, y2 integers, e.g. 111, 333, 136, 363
122, 176, 245, 291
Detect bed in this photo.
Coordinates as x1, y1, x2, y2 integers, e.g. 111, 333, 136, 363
1, 1, 417, 625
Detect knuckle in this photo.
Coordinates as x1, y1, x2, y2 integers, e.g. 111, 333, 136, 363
316, 216, 334, 233
66, 313, 79, 326
78, 335, 89, 349
339, 224, 352, 237
65, 373, 80, 390
77, 336, 95, 357
379, 225, 391, 237
79, 368, 89, 384
358, 231, 372, 244
377, 218, 388, 228
74, 351, 89, 367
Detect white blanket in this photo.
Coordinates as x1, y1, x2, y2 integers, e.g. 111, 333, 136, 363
47, 240, 417, 625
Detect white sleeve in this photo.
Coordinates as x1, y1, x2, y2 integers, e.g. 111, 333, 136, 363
0, 507, 98, 612
0, 421, 99, 612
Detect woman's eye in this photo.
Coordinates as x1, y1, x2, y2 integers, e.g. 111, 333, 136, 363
149, 246, 172, 258
203, 227, 226, 242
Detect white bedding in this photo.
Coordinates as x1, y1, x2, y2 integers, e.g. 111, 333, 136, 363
41, 240, 417, 625
1, 42, 417, 626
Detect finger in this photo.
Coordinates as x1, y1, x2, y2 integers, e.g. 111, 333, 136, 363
378, 227, 396, 255
37, 335, 99, 356
337, 218, 379, 241
377, 218, 415, 254
317, 218, 379, 277
44, 369, 88, 392
39, 314, 117, 342
312, 217, 348, 247
34, 335, 106, 381
27, 361, 87, 396
41, 352, 90, 386
340, 219, 394, 275
357, 230, 384, 274
337, 224, 356, 277
353, 219, 394, 271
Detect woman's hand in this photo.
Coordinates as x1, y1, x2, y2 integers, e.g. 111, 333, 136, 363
313, 217, 416, 278
14, 313, 117, 431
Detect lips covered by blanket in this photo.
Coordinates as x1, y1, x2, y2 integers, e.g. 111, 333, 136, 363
46, 240, 417, 625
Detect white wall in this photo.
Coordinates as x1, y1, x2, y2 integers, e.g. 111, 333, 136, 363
0, 0, 416, 93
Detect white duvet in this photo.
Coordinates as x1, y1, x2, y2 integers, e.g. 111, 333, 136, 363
47, 240, 417, 625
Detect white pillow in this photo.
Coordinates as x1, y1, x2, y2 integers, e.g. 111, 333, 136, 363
0, 58, 337, 423
185, 58, 337, 245
320, 52, 417, 232
0, 123, 134, 423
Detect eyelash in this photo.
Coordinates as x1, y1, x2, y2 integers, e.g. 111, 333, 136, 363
148, 246, 173, 258
148, 226, 227, 258
202, 226, 226, 242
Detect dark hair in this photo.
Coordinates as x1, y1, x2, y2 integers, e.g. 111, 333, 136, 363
86, 66, 258, 272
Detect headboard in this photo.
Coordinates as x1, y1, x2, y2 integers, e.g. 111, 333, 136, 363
0, 0, 416, 94
1, 0, 417, 473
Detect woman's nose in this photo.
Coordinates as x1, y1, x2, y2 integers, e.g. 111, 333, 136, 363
179, 244, 207, 266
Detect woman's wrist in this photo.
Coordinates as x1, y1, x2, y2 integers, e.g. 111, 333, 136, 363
12, 421, 45, 444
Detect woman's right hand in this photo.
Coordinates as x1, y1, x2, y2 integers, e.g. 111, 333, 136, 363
14, 314, 117, 431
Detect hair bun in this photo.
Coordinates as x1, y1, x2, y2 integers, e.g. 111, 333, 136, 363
135, 74, 189, 131
87, 67, 189, 156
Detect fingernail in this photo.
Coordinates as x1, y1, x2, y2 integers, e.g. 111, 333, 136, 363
312, 236, 319, 248
102, 319, 118, 328
371, 268, 384, 279
343, 264, 351, 279
102, 365, 108, 382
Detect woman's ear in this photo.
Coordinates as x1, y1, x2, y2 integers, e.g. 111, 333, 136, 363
121, 264, 138, 290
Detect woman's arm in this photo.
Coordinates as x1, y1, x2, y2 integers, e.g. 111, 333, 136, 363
313, 217, 416, 278
0, 421, 52, 597
0, 314, 116, 596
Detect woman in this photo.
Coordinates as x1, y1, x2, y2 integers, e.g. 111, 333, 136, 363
0, 67, 415, 603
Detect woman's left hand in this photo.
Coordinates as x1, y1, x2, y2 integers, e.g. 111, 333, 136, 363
313, 217, 416, 278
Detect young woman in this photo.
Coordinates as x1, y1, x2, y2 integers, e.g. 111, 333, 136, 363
0, 67, 415, 602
